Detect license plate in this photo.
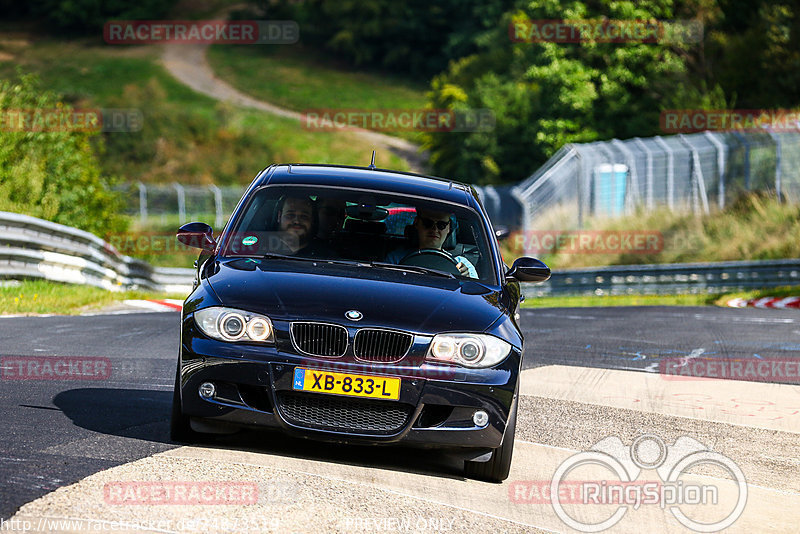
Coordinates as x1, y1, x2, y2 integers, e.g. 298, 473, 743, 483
292, 368, 400, 400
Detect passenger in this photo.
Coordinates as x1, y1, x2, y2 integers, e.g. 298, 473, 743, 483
316, 197, 346, 241
385, 209, 477, 277
275, 196, 334, 258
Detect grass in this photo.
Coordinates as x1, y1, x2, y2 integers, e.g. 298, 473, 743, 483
522, 293, 716, 308
0, 280, 186, 315
0, 37, 410, 187
504, 191, 800, 270
206, 44, 429, 142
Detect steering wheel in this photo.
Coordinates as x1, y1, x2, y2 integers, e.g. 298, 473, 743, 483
400, 248, 461, 276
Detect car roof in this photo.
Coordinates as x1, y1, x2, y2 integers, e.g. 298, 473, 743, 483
256, 164, 476, 207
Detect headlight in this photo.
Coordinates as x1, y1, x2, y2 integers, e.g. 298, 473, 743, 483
194, 307, 274, 343
426, 334, 512, 368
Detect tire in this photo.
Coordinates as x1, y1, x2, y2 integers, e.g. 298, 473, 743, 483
170, 362, 197, 443
464, 394, 518, 482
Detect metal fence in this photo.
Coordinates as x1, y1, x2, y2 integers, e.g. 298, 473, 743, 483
118, 181, 526, 231
512, 131, 800, 233
116, 183, 245, 229
116, 129, 800, 233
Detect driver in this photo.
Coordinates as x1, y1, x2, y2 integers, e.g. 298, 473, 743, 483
385, 209, 477, 277
274, 196, 335, 258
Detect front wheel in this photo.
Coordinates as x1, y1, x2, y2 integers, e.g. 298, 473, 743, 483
464, 394, 518, 482
170, 363, 198, 443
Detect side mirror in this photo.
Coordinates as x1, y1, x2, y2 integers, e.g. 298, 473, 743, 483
505, 257, 550, 283
177, 222, 216, 252
494, 225, 510, 241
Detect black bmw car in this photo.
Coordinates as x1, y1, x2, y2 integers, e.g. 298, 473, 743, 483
171, 163, 550, 482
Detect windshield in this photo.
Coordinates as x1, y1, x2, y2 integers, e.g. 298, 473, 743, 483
221, 185, 498, 284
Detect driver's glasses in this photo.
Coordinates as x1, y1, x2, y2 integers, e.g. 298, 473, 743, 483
420, 217, 450, 231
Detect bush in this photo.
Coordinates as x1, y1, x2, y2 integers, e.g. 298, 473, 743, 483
0, 71, 127, 235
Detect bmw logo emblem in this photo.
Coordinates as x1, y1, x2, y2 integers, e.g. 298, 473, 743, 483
345, 310, 363, 321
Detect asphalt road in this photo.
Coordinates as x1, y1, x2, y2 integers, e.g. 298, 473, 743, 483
1, 306, 798, 528
522, 306, 800, 380
0, 313, 179, 519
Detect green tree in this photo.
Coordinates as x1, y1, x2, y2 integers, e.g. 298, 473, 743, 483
262, 0, 514, 77
28, 0, 176, 33
0, 72, 126, 235
425, 0, 713, 184
706, 1, 799, 108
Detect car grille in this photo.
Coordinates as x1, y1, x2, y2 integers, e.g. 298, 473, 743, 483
291, 322, 347, 357
354, 329, 413, 363
277, 392, 412, 434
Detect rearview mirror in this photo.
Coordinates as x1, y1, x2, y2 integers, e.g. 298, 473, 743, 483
505, 257, 550, 283
177, 222, 216, 252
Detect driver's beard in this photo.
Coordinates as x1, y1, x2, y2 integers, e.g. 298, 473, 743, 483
283, 229, 308, 252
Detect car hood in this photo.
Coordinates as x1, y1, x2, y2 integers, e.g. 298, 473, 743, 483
205, 258, 505, 334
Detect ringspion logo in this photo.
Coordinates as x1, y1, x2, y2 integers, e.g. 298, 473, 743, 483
548, 434, 747, 532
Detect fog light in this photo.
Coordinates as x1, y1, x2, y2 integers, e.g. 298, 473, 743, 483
473, 410, 489, 427
198, 382, 216, 399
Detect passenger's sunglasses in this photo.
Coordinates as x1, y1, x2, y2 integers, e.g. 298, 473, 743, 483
419, 217, 450, 231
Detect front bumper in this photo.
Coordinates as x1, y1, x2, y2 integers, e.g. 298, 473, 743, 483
179, 324, 520, 450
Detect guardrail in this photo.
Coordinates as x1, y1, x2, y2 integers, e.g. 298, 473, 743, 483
524, 258, 800, 297
0, 211, 194, 294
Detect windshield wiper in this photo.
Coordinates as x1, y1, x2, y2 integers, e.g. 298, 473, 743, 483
370, 261, 457, 279
261, 253, 364, 267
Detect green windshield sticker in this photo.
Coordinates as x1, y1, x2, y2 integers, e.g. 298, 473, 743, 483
242, 236, 258, 246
